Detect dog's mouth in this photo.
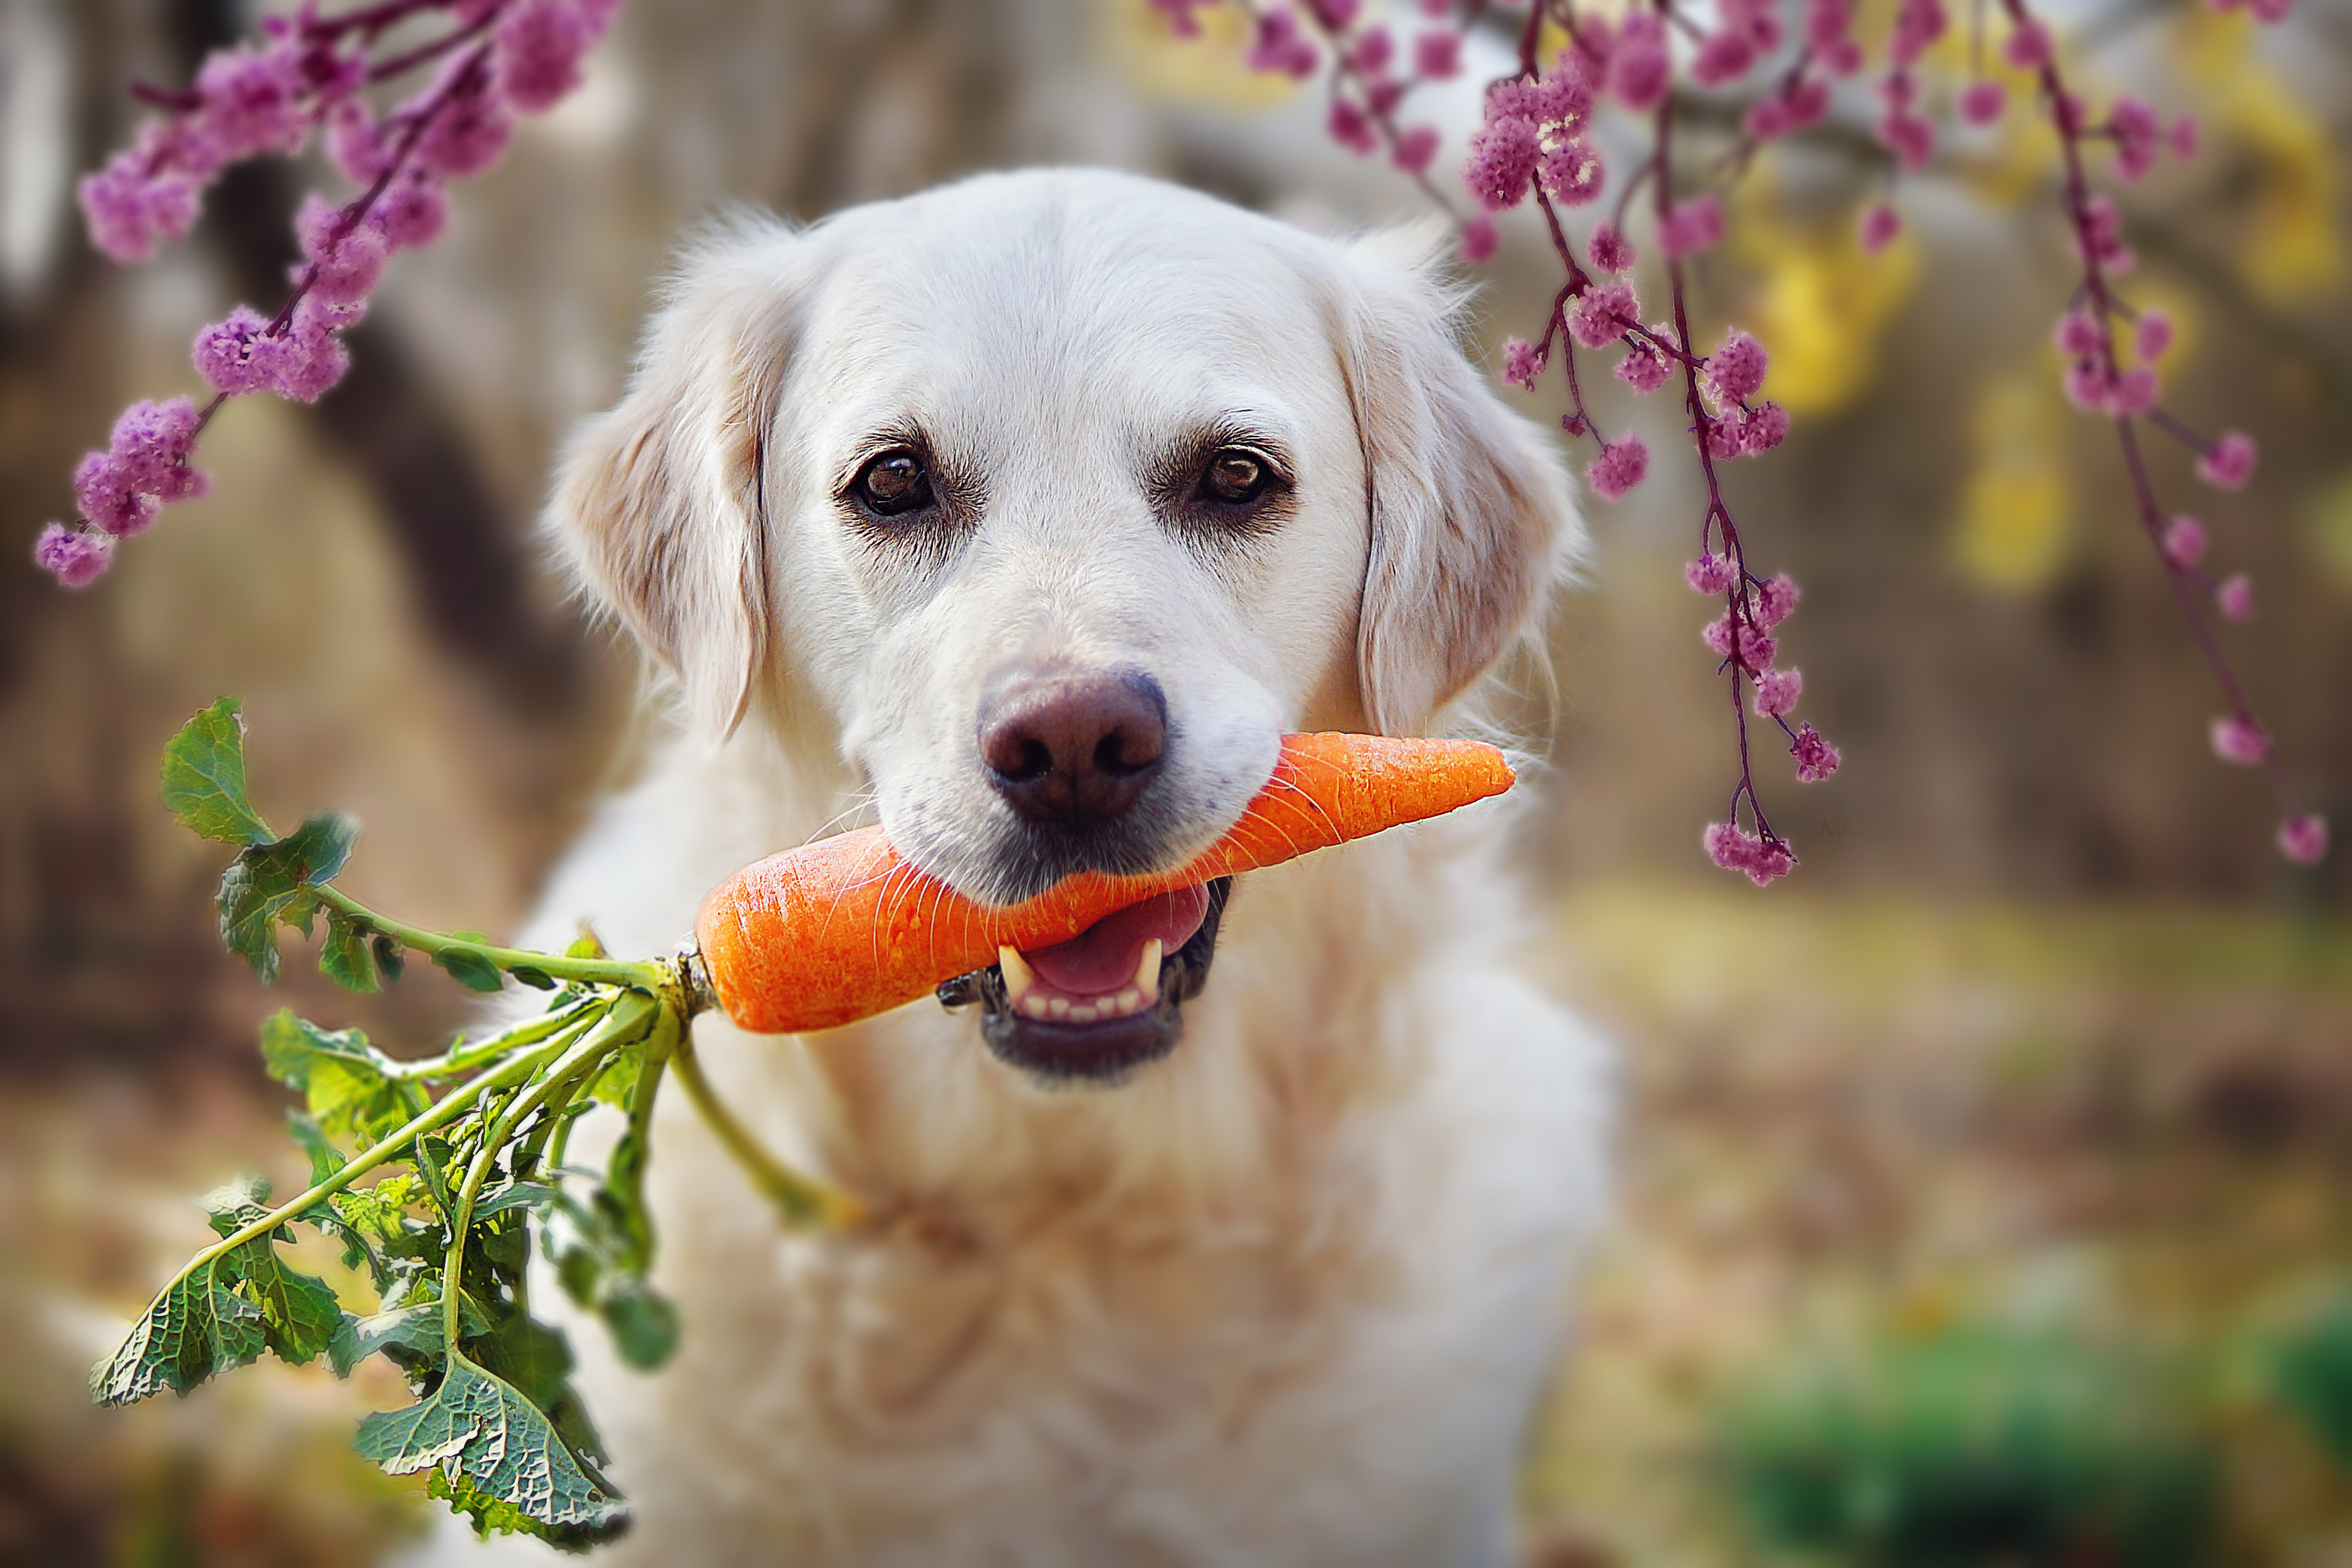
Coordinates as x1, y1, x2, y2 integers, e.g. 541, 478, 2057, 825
936, 878, 1233, 1083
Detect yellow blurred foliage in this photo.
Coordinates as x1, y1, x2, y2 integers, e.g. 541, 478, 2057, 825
1729, 171, 1922, 417
1101, 0, 1296, 109
2305, 472, 2352, 594
1954, 371, 2075, 593
2172, 10, 2344, 305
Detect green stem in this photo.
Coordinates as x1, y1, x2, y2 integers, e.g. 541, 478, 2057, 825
380, 1002, 602, 1084
668, 1031, 851, 1229
313, 884, 667, 995
441, 993, 657, 1350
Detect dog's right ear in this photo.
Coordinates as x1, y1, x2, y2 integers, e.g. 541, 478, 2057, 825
553, 221, 806, 739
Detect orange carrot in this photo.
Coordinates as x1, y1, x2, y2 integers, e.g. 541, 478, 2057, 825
693, 733, 1514, 1035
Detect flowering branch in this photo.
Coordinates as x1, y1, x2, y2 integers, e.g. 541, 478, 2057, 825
1159, 0, 2322, 877
34, 0, 623, 589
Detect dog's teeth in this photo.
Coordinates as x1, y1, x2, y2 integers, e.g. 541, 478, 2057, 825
1115, 987, 1142, 1016
1021, 994, 1051, 1020
997, 945, 1035, 1004
1068, 1003, 1098, 1024
1134, 938, 1163, 1006
1049, 997, 1072, 1020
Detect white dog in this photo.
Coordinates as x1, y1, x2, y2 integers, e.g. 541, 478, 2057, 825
434, 168, 1609, 1567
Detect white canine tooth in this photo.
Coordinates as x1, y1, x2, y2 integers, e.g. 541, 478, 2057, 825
1021, 994, 1051, 1020
997, 945, 1035, 1004
1115, 988, 1142, 1016
1134, 939, 1163, 1006
1068, 1003, 1098, 1024
1049, 997, 1072, 1020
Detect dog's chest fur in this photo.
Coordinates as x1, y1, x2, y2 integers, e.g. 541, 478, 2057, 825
446, 743, 1608, 1568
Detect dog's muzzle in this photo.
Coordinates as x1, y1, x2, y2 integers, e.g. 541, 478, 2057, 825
936, 878, 1233, 1083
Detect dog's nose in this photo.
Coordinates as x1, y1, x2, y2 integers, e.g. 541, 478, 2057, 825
978, 669, 1167, 829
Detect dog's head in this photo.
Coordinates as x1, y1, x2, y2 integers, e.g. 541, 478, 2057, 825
557, 170, 1576, 1083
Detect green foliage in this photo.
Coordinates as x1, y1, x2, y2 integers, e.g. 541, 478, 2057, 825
2267, 1287, 2352, 1469
1715, 1327, 2219, 1567
95, 702, 701, 1547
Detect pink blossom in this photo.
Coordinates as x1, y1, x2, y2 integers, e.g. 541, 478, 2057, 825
77, 154, 200, 264
1878, 110, 1936, 172
1538, 139, 1604, 206
1588, 222, 1635, 274
1607, 15, 1671, 111
1588, 437, 1649, 500
373, 178, 450, 251
2073, 193, 2134, 273
497, 0, 594, 114
105, 397, 203, 499
1412, 29, 1461, 79
1859, 203, 1901, 253
324, 101, 391, 185
2004, 18, 2053, 68
413, 70, 514, 178
296, 194, 388, 306
1783, 80, 1832, 129
34, 523, 114, 588
1686, 552, 1739, 594
1567, 282, 1640, 349
1960, 81, 2007, 126
1703, 612, 1777, 671
2061, 360, 2107, 413
1392, 126, 1441, 174
193, 39, 308, 161
1501, 336, 1545, 392
2160, 514, 2207, 568
193, 305, 281, 397
1823, 39, 1866, 75
1746, 98, 1794, 141
1692, 31, 1758, 87
1528, 64, 1595, 134
2107, 365, 2160, 416
1707, 416, 1748, 460
1463, 115, 1540, 212
270, 302, 353, 404
2210, 715, 2269, 765
1147, 0, 1209, 36
2109, 96, 2163, 181
1615, 331, 1675, 394
1247, 8, 1320, 77
2196, 432, 2257, 490
1753, 572, 1800, 627
1346, 25, 1394, 77
2134, 310, 2173, 362
2278, 813, 2329, 866
1659, 195, 1723, 260
2246, 0, 2293, 23
1327, 98, 1378, 155
2054, 310, 2104, 357
1305, 0, 1360, 27
2168, 114, 2200, 160
1791, 723, 1841, 782
1707, 330, 1768, 405
1459, 215, 1499, 264
1805, 0, 1856, 52
1706, 822, 1797, 885
2217, 573, 2254, 621
1741, 401, 1791, 453
1756, 667, 1804, 717
1889, 0, 1948, 67
73, 453, 157, 537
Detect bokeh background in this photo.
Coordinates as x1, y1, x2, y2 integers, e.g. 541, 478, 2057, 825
1, 0, 2348, 1561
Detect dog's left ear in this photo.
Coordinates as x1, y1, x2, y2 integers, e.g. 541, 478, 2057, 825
1332, 230, 1582, 735
552, 220, 806, 740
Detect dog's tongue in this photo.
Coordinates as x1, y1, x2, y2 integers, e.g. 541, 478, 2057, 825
1021, 884, 1210, 997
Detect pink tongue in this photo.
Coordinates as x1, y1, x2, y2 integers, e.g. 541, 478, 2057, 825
1021, 884, 1211, 997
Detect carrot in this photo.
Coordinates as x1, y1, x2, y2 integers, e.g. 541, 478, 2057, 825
693, 733, 1514, 1035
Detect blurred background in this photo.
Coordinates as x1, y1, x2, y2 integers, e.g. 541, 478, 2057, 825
1, 0, 2348, 1561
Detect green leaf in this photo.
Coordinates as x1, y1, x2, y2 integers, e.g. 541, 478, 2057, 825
472, 1181, 558, 1221
510, 965, 557, 991
355, 1355, 626, 1541
195, 1177, 345, 1367
597, 1278, 679, 1371
260, 1011, 409, 1148
160, 697, 274, 846
321, 905, 382, 993
218, 813, 357, 981
91, 1257, 265, 1404
286, 1109, 345, 1187
434, 944, 506, 994
373, 932, 406, 983
413, 1134, 459, 1221
328, 1293, 489, 1380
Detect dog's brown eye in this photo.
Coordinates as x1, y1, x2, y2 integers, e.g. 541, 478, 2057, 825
854, 449, 934, 517
1199, 448, 1272, 507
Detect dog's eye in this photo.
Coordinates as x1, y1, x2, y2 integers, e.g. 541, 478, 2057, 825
1198, 448, 1273, 507
853, 449, 934, 517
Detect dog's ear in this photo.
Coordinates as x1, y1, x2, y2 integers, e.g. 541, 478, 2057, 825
1333, 230, 1581, 735
552, 221, 806, 739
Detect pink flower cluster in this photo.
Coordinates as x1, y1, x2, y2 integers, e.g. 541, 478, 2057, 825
40, 0, 620, 588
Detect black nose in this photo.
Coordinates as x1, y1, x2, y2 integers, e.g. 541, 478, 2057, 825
978, 669, 1168, 830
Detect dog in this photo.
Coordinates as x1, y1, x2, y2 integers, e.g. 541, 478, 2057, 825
431, 167, 1610, 1567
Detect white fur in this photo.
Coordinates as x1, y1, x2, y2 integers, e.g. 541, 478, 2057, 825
417, 169, 1610, 1567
